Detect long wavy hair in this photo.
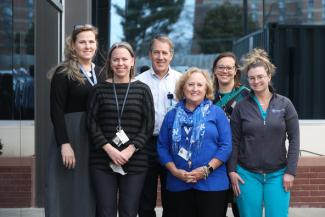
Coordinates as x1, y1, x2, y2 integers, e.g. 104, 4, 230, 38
48, 25, 98, 84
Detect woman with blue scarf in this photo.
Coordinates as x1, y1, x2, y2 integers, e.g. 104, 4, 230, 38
157, 67, 232, 217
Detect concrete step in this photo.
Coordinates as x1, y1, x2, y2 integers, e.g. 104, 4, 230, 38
1, 207, 325, 217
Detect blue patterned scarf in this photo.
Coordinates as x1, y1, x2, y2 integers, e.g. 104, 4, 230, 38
172, 99, 212, 156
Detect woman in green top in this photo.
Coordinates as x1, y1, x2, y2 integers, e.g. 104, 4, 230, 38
212, 52, 249, 217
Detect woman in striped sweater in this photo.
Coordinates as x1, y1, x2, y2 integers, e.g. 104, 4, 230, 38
87, 42, 155, 217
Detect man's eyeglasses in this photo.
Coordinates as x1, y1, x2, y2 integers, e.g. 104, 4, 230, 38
74, 24, 94, 30
216, 65, 235, 71
247, 75, 269, 83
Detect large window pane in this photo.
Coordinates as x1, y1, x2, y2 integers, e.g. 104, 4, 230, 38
0, 0, 34, 121
107, 0, 325, 119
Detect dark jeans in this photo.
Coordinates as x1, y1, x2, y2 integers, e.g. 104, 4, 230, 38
91, 167, 147, 217
167, 189, 228, 217
138, 136, 169, 217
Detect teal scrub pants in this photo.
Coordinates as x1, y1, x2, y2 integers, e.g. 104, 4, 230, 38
236, 165, 290, 217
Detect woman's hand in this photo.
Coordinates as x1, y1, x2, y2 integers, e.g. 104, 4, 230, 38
188, 166, 207, 182
120, 144, 137, 164
103, 143, 127, 165
165, 162, 195, 183
229, 172, 245, 196
172, 168, 196, 183
61, 143, 76, 169
283, 173, 295, 192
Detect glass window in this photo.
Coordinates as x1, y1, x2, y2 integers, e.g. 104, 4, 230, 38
0, 0, 34, 120
104, 0, 325, 118
110, 0, 260, 71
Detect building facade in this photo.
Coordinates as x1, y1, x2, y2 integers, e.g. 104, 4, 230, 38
0, 0, 325, 208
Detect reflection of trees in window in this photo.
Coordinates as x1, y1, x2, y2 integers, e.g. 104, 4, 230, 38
196, 2, 258, 54
25, 23, 34, 55
114, 0, 185, 56
0, 1, 13, 54
0, 74, 13, 119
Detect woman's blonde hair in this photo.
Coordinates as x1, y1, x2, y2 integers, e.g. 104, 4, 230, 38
48, 25, 98, 84
175, 67, 215, 101
105, 42, 136, 79
241, 48, 276, 76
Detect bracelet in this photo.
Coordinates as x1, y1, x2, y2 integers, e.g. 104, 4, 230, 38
202, 166, 209, 179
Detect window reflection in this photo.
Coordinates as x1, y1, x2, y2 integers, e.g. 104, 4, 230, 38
0, 0, 34, 120
108, 0, 325, 119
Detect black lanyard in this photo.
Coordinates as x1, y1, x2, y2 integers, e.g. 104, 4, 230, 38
112, 80, 131, 131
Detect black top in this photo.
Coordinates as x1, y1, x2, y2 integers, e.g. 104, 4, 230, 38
87, 80, 155, 173
50, 66, 106, 146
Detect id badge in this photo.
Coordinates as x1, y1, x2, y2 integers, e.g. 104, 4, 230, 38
178, 147, 191, 161
112, 135, 123, 147
116, 129, 129, 144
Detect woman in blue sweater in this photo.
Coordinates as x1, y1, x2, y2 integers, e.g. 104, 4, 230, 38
157, 67, 232, 217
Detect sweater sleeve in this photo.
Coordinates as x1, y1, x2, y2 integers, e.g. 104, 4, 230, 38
157, 111, 174, 165
284, 98, 300, 176
129, 85, 155, 150
50, 72, 70, 146
227, 104, 242, 173
213, 107, 232, 162
87, 86, 109, 149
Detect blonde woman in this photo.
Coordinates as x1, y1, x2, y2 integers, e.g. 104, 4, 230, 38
46, 25, 106, 217
157, 68, 232, 217
228, 48, 300, 217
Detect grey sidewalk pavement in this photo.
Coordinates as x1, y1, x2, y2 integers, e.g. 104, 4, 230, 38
0, 207, 325, 217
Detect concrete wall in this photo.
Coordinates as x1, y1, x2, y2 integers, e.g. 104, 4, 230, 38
299, 120, 325, 156
0, 121, 34, 157
1, 120, 324, 157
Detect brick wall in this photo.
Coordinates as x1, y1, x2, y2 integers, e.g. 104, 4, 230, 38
291, 156, 325, 208
155, 157, 325, 208
157, 157, 325, 208
0, 156, 324, 208
0, 157, 35, 208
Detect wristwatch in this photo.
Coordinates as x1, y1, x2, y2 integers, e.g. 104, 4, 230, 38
207, 164, 214, 174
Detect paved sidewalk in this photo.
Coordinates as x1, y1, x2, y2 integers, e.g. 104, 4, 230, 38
1, 207, 325, 217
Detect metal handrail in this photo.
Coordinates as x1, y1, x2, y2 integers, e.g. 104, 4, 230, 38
0, 139, 3, 155
299, 149, 324, 156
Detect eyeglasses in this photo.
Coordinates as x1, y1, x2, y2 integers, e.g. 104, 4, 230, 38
73, 24, 94, 30
247, 75, 269, 83
216, 65, 235, 71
